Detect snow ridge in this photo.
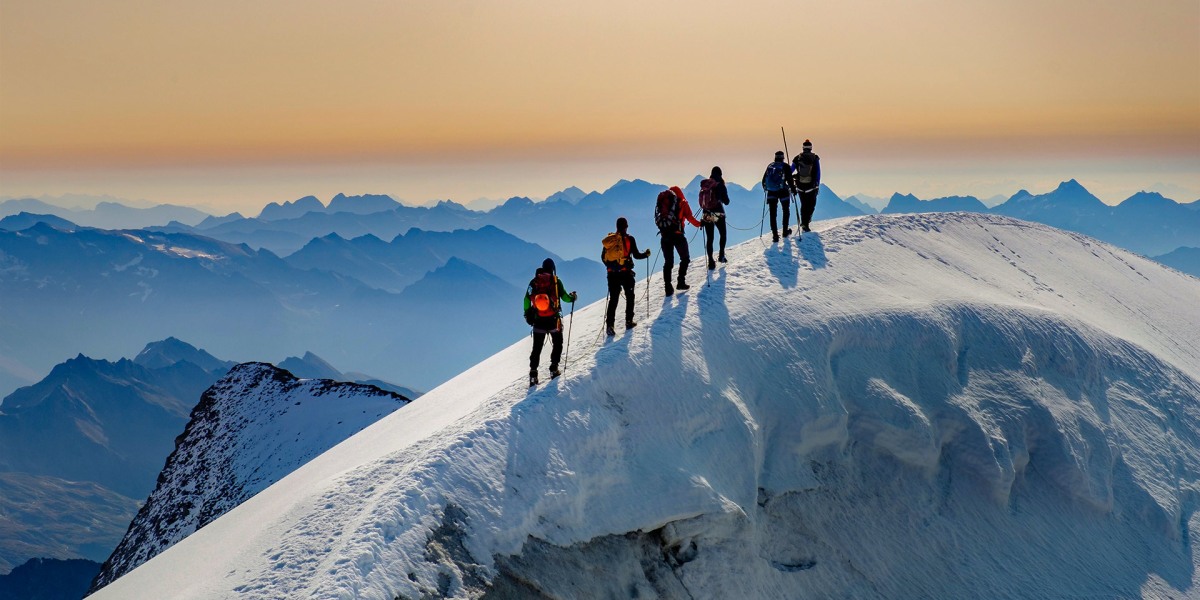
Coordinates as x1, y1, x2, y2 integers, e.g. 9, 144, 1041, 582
91, 213, 1200, 599
88, 363, 409, 593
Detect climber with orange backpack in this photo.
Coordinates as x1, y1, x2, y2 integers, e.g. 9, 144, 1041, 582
600, 217, 651, 336
524, 258, 578, 386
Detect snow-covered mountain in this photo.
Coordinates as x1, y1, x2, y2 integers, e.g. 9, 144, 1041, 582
85, 213, 1200, 599
89, 363, 410, 592
881, 192, 988, 214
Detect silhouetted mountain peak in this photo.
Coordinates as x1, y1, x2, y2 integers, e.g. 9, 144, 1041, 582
434, 199, 471, 212
258, 196, 325, 221
545, 186, 586, 204
133, 338, 231, 372
1055, 179, 1086, 193
327, 193, 400, 215
277, 351, 343, 380
0, 212, 79, 232
1119, 191, 1174, 209
499, 196, 536, 210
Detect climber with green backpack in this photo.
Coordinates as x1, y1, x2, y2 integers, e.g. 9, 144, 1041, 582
524, 258, 577, 386
600, 217, 651, 336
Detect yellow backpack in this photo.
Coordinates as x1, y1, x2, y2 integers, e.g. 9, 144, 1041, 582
601, 232, 626, 265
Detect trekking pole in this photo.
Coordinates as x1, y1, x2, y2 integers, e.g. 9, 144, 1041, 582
645, 256, 650, 322
794, 191, 801, 235
760, 189, 768, 243
563, 301, 575, 373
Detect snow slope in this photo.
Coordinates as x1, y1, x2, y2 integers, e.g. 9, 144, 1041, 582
91, 213, 1200, 599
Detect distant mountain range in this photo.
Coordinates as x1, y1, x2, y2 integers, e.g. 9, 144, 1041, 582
140, 179, 863, 260
0, 223, 601, 396
0, 198, 209, 230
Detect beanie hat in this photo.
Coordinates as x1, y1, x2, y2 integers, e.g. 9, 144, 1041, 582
542, 258, 556, 273
616, 217, 628, 232
774, 150, 785, 159
802, 139, 812, 150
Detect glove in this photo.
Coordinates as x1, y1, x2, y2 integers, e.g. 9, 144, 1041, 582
569, 292, 578, 303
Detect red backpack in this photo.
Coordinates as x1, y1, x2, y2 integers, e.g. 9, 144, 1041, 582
654, 190, 680, 231
698, 178, 720, 212
529, 272, 559, 317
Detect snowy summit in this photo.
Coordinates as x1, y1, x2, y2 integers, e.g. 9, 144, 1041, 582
91, 213, 1200, 599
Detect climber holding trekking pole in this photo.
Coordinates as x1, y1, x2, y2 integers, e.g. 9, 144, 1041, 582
523, 258, 577, 387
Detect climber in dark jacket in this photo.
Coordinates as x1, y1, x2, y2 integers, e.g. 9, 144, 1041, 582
701, 165, 731, 269
792, 139, 822, 232
762, 150, 796, 242
601, 217, 651, 336
524, 258, 577, 385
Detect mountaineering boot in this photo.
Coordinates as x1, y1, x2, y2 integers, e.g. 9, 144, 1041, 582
529, 369, 538, 387
802, 224, 811, 232
606, 324, 616, 336
549, 365, 561, 379
718, 252, 727, 263
676, 264, 690, 291
783, 228, 792, 237
625, 320, 636, 330
708, 259, 716, 270
772, 231, 780, 243
665, 282, 674, 296
664, 266, 674, 296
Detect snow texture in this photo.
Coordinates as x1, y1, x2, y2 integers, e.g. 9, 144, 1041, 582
91, 213, 1200, 599
89, 363, 408, 592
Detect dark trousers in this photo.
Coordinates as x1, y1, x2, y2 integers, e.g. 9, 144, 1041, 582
799, 189, 818, 227
606, 270, 636, 327
660, 231, 690, 284
767, 193, 791, 234
703, 214, 727, 260
530, 330, 563, 371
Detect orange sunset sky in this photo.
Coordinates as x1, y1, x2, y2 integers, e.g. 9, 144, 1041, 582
1, 0, 1198, 212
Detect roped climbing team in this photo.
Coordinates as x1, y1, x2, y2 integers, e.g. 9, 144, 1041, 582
525, 140, 822, 385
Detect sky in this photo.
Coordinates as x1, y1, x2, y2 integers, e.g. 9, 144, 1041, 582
1, 0, 1198, 213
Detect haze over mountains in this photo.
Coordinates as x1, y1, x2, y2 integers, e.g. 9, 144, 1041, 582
87, 213, 1200, 599
3, 177, 1196, 399
0, 221, 602, 397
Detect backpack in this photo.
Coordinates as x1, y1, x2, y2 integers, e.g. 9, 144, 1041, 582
698, 178, 721, 212
654, 190, 680, 231
764, 162, 788, 192
793, 156, 814, 186
601, 232, 627, 266
529, 272, 559, 317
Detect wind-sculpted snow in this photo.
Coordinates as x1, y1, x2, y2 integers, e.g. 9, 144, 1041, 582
88, 363, 409, 593
91, 213, 1200, 599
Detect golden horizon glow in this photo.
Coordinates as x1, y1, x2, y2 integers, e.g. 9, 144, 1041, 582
1, 0, 1197, 209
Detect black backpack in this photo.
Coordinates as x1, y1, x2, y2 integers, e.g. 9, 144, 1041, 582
794, 156, 815, 186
